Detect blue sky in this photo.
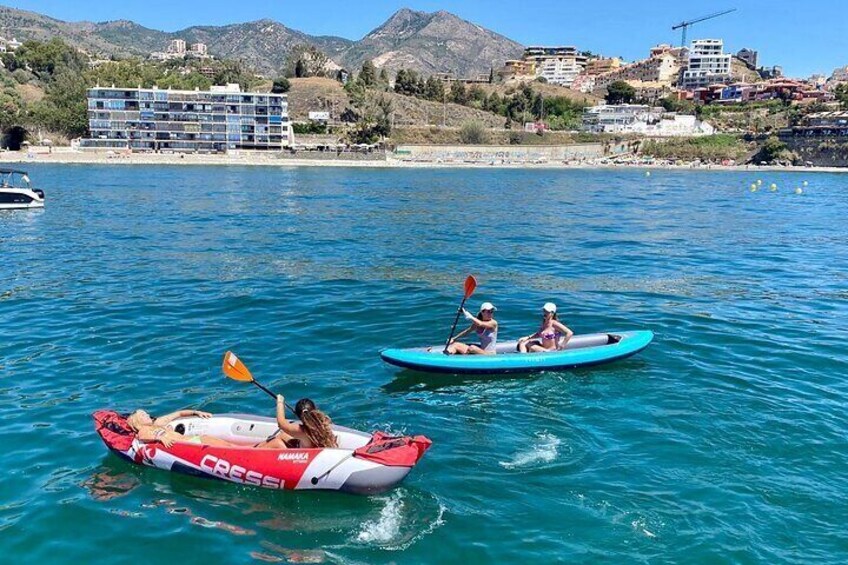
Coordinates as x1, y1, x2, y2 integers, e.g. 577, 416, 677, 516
4, 0, 846, 77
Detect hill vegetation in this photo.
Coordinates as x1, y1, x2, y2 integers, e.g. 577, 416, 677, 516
0, 38, 260, 143
0, 5, 522, 77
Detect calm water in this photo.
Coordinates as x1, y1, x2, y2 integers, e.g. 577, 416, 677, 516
1, 164, 847, 563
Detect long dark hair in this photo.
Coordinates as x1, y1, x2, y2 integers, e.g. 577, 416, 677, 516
295, 398, 338, 448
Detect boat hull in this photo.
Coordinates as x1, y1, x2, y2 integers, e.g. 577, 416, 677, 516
380, 330, 654, 375
93, 411, 431, 495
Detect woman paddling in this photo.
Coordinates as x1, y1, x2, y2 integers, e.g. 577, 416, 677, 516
267, 395, 338, 448
445, 301, 499, 355
518, 302, 574, 353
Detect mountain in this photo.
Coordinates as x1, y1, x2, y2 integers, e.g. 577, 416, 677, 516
337, 9, 524, 77
0, 5, 523, 77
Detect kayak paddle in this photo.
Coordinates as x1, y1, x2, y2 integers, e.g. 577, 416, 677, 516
443, 275, 478, 354
222, 351, 295, 412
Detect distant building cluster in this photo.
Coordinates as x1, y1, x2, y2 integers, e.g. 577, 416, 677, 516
0, 35, 23, 52
150, 39, 211, 61
582, 103, 715, 136
490, 37, 845, 108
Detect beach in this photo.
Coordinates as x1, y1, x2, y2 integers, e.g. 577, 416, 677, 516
3, 146, 847, 172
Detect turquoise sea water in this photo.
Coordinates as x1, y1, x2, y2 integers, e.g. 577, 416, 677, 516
1, 165, 847, 563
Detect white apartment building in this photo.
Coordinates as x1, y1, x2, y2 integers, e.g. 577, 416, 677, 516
680, 39, 732, 90
190, 42, 208, 57
523, 46, 587, 87
538, 57, 584, 87
167, 39, 187, 55
582, 103, 715, 136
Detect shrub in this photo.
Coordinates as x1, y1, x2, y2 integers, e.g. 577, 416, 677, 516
459, 120, 487, 144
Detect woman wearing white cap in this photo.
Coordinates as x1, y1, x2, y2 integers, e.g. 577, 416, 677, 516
446, 302, 499, 355
518, 302, 574, 353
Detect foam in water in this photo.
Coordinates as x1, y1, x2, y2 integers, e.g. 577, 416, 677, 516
353, 492, 446, 551
356, 492, 405, 545
499, 432, 561, 469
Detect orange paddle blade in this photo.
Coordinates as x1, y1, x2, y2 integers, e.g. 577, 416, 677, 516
464, 275, 478, 299
222, 351, 254, 382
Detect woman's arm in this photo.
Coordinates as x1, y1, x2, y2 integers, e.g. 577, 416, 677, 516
451, 324, 474, 342
136, 426, 182, 448
153, 409, 212, 426
553, 321, 574, 342
275, 395, 301, 435
461, 310, 497, 330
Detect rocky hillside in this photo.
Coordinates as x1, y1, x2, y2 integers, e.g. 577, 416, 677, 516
0, 5, 523, 77
336, 9, 523, 77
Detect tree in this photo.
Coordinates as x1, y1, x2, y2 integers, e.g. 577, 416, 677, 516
606, 80, 636, 105
379, 68, 389, 85
449, 81, 468, 105
394, 69, 421, 96
424, 76, 445, 101
271, 77, 291, 93
360, 60, 377, 87
759, 135, 788, 163
294, 59, 306, 78
835, 84, 848, 110
488, 67, 494, 84
459, 120, 487, 144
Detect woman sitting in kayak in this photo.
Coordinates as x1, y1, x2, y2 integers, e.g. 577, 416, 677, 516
127, 408, 240, 448
445, 302, 499, 355
518, 302, 574, 353
265, 395, 339, 449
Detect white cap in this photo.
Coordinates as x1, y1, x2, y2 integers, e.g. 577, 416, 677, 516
543, 302, 557, 313
480, 302, 497, 312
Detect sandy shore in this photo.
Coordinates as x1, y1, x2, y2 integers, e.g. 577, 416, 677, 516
2, 148, 845, 173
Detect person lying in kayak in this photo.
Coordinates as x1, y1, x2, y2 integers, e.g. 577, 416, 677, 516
518, 302, 574, 353
264, 395, 339, 449
445, 302, 499, 355
126, 408, 240, 448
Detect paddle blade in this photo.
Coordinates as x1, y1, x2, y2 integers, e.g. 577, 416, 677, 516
222, 351, 254, 382
463, 275, 478, 299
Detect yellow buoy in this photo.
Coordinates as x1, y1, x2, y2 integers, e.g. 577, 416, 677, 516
750, 184, 757, 192
795, 188, 803, 195
757, 179, 763, 185
803, 181, 808, 187
646, 171, 651, 177
770, 183, 777, 190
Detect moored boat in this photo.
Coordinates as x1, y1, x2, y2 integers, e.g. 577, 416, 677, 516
0, 168, 44, 209
94, 410, 431, 495
380, 330, 654, 374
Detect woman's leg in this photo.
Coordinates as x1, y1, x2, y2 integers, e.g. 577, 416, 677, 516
253, 429, 295, 449
448, 342, 470, 355
466, 345, 495, 355
528, 343, 555, 353
197, 435, 241, 447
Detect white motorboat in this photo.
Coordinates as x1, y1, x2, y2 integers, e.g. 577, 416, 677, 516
0, 168, 44, 210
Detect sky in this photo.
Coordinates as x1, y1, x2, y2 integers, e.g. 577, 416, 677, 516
3, 0, 847, 77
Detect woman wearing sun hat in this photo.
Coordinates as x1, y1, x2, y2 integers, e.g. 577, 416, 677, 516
445, 301, 499, 355
518, 302, 574, 353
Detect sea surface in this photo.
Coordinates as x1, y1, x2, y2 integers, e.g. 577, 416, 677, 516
1, 164, 846, 563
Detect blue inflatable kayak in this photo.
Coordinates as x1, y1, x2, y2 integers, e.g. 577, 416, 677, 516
380, 331, 653, 374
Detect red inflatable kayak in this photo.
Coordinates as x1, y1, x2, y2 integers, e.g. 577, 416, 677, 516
93, 410, 431, 495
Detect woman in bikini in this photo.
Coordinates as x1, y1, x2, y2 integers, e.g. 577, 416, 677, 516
266, 395, 338, 448
127, 398, 338, 449
126, 408, 238, 448
446, 302, 499, 355
518, 302, 574, 353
